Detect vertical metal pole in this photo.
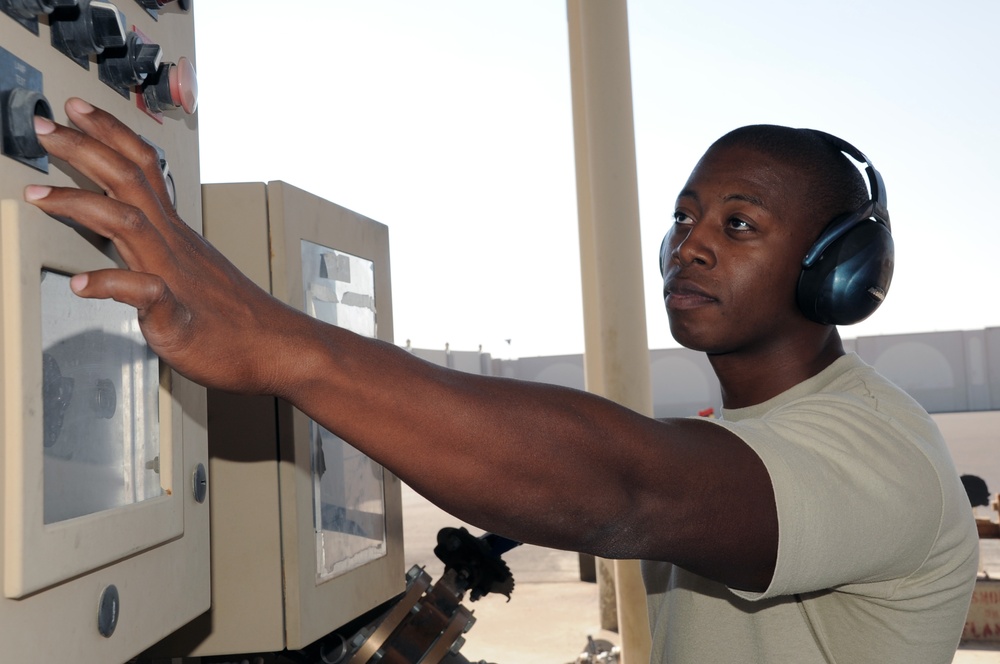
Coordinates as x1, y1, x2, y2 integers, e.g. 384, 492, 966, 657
566, 1, 653, 662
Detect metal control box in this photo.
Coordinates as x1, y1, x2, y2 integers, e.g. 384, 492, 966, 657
151, 181, 404, 657
0, 3, 208, 663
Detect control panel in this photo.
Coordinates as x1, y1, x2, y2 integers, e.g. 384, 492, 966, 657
0, 3, 208, 664
147, 181, 405, 659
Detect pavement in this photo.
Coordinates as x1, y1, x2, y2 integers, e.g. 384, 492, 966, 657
401, 483, 1000, 663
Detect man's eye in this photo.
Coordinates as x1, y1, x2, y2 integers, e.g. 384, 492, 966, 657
673, 212, 693, 224
728, 217, 753, 231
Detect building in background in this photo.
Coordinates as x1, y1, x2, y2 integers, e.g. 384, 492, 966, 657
406, 328, 1000, 495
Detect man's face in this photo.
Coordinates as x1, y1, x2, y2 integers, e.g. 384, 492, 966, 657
662, 143, 823, 355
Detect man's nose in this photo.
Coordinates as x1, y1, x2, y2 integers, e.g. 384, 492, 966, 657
670, 222, 714, 268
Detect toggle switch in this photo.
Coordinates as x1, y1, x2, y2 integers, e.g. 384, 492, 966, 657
141, 55, 197, 115
51, 0, 127, 66
99, 31, 163, 93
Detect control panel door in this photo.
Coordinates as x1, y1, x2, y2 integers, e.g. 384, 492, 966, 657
160, 181, 403, 656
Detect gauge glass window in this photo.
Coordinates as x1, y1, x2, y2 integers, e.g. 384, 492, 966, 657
40, 270, 161, 524
301, 241, 387, 580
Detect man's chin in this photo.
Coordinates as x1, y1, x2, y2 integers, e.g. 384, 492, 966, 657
667, 320, 734, 356
667, 317, 706, 351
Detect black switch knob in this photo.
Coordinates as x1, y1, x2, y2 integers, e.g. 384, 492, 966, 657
89, 1, 125, 46
51, 0, 127, 60
0, 0, 75, 18
100, 31, 163, 88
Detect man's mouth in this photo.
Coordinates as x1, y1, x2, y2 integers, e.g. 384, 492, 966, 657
664, 279, 718, 310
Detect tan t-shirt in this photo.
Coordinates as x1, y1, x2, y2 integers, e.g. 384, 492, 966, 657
642, 353, 978, 663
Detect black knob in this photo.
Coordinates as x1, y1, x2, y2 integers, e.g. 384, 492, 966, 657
101, 31, 163, 88
51, 0, 126, 59
0, 0, 74, 18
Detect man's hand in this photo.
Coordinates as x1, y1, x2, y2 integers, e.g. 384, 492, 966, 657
25, 97, 307, 396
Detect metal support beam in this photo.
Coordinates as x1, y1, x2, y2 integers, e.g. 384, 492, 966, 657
566, 1, 653, 662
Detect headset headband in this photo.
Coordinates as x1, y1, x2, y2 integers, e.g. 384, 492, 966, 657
800, 130, 891, 268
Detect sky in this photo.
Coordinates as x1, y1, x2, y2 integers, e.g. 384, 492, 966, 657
192, 1, 1000, 360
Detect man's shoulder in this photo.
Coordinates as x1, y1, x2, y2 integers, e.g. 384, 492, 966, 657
767, 353, 931, 427
721, 353, 928, 429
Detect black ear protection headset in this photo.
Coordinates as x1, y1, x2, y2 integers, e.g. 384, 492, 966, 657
659, 130, 893, 326
795, 130, 893, 325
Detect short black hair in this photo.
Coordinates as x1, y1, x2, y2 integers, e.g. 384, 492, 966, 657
708, 125, 870, 230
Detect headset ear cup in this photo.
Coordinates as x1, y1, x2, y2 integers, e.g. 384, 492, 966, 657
797, 220, 894, 325
659, 233, 669, 277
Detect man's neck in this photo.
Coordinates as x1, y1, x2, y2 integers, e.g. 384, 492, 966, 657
709, 328, 845, 409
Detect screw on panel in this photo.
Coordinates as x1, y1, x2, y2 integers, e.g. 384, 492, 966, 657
97, 584, 120, 638
192, 463, 207, 503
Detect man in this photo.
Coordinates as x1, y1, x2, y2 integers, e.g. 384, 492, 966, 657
26, 99, 977, 662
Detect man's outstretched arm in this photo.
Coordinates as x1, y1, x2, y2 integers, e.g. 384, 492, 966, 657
26, 99, 778, 592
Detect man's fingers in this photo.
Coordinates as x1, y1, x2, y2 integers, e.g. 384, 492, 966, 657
71, 267, 168, 311
72, 268, 191, 350
33, 112, 169, 227
24, 184, 165, 274
62, 98, 179, 216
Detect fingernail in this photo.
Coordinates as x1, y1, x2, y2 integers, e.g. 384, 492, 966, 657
33, 115, 55, 135
24, 185, 51, 202
68, 98, 94, 114
70, 273, 89, 293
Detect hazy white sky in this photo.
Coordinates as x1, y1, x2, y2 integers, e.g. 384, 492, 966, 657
193, 1, 1000, 359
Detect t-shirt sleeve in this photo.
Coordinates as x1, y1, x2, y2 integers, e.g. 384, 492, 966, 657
705, 395, 945, 601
